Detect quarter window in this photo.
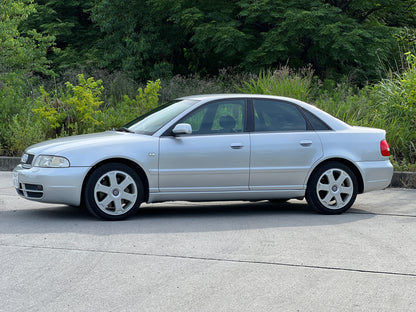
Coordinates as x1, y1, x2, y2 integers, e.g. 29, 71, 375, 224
301, 108, 331, 131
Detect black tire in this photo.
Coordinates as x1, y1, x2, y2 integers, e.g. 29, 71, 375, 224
306, 161, 358, 214
84, 163, 144, 220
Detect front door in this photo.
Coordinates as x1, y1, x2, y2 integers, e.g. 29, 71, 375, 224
159, 99, 250, 192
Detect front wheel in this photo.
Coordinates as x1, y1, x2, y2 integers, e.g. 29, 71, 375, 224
84, 163, 144, 220
306, 162, 358, 214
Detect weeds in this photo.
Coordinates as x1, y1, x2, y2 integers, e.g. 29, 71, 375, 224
238, 66, 315, 101
1, 55, 416, 170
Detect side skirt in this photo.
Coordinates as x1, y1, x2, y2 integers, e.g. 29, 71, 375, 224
148, 189, 305, 203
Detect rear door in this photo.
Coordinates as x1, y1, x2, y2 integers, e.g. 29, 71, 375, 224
249, 99, 323, 190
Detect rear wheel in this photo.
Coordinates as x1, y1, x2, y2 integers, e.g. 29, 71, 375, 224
306, 162, 357, 214
84, 163, 144, 220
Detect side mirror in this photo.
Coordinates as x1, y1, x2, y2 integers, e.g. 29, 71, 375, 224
172, 123, 192, 135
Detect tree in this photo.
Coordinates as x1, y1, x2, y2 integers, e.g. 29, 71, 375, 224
0, 0, 54, 75
146, 0, 410, 81
238, 0, 398, 80
21, 0, 100, 71
14, 0, 416, 82
90, 0, 184, 80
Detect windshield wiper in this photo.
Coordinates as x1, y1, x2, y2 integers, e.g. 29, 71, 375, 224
115, 127, 135, 133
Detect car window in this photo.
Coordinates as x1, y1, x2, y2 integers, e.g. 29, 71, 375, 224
301, 107, 332, 130
253, 99, 307, 132
126, 99, 197, 134
181, 99, 245, 134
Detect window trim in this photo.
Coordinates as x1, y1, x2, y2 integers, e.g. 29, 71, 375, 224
162, 98, 249, 136
298, 107, 333, 131
250, 98, 311, 133
248, 98, 334, 133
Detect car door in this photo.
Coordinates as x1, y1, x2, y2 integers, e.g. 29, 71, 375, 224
159, 99, 250, 193
249, 99, 323, 190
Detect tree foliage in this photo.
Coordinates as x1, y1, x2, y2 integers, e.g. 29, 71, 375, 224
0, 0, 54, 75
8, 0, 416, 81
19, 0, 99, 70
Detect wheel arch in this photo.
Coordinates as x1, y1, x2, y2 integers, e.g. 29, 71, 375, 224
308, 158, 364, 194
81, 158, 150, 205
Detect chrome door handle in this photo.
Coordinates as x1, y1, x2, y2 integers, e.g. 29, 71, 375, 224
300, 140, 312, 147
230, 143, 244, 149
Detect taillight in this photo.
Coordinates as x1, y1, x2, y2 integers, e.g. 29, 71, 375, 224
380, 139, 390, 157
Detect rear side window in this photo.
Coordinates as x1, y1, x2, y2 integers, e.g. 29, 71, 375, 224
253, 99, 307, 132
301, 108, 332, 131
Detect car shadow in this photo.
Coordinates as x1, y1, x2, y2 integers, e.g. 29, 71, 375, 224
0, 200, 375, 235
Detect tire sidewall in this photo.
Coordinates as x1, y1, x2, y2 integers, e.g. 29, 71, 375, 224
306, 162, 358, 214
84, 163, 144, 220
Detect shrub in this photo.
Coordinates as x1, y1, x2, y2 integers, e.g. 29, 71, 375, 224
33, 74, 104, 137
0, 73, 37, 155
364, 52, 416, 163
6, 114, 46, 155
238, 66, 315, 102
100, 79, 162, 129
159, 74, 234, 103
314, 53, 416, 164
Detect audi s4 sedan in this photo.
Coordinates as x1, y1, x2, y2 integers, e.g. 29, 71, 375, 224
13, 94, 393, 220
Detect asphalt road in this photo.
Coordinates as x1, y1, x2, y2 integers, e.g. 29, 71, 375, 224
0, 171, 415, 311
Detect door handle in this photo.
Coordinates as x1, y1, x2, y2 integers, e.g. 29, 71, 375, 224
300, 140, 312, 147
230, 143, 244, 149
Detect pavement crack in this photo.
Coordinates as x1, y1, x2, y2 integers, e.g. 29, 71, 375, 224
2, 243, 415, 278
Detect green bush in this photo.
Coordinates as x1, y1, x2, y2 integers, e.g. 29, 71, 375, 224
314, 53, 416, 164
0, 73, 38, 155
99, 79, 162, 130
365, 52, 416, 163
6, 114, 46, 156
159, 74, 236, 103
391, 156, 416, 172
32, 74, 104, 137
5, 75, 162, 155
2, 57, 416, 169
238, 66, 315, 102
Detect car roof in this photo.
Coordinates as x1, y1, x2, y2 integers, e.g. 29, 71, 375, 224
177, 94, 350, 131
178, 94, 295, 101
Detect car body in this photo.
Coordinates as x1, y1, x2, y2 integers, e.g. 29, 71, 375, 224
13, 94, 393, 220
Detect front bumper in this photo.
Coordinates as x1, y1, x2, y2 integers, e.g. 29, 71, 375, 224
13, 164, 91, 206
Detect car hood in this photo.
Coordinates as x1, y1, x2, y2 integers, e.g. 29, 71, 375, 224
26, 131, 156, 159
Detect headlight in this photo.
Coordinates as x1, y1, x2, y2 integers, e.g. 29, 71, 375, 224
33, 155, 70, 168
21, 153, 29, 163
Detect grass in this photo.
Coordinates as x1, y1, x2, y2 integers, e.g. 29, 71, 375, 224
1, 60, 415, 170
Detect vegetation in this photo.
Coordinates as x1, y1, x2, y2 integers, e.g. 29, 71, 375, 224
1, 0, 416, 171
9, 0, 415, 82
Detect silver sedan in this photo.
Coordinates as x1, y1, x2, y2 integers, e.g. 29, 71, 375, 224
13, 94, 393, 220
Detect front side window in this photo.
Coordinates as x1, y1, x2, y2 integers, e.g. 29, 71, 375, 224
253, 99, 307, 132
181, 99, 246, 135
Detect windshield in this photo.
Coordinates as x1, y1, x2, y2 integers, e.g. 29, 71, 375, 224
123, 99, 197, 135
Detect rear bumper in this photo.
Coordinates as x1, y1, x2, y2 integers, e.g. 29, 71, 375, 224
13, 164, 90, 206
356, 160, 393, 192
